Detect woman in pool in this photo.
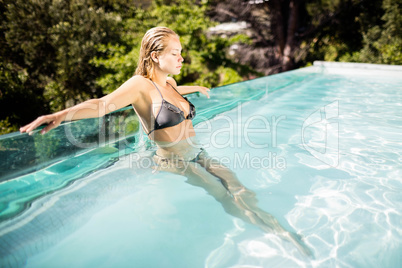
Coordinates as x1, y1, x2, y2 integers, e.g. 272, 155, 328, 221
20, 27, 311, 256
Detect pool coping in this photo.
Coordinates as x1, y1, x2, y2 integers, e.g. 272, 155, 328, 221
313, 61, 402, 76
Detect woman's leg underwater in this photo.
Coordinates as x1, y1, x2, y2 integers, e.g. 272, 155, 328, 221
152, 153, 312, 256
194, 151, 313, 256
153, 153, 274, 228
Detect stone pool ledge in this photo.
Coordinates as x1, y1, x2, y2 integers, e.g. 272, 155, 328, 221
313, 61, 402, 77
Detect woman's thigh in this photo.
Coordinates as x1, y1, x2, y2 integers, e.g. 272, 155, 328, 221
153, 154, 229, 199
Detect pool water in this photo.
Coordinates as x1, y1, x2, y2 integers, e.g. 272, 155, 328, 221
1, 63, 402, 267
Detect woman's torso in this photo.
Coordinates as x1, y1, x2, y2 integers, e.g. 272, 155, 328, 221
132, 76, 199, 158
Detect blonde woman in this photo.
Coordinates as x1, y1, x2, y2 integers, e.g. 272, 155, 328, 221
20, 27, 311, 256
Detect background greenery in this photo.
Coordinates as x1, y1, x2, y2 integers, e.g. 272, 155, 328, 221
0, 0, 401, 135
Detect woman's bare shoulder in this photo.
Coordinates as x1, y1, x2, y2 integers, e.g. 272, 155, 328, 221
123, 75, 153, 97
167, 76, 178, 87
125, 75, 154, 109
128, 75, 151, 90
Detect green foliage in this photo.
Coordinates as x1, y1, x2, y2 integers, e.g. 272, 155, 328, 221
0, 59, 44, 133
303, 0, 368, 63
217, 66, 244, 85
1, 0, 126, 124
353, 0, 402, 64
93, 0, 251, 91
0, 118, 19, 135
303, 0, 401, 65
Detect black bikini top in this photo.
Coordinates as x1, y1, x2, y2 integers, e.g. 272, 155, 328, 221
148, 80, 196, 135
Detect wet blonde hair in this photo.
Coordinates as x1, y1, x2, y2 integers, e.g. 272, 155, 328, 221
135, 27, 179, 78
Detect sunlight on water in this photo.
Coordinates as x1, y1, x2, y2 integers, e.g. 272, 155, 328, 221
194, 72, 402, 267
1, 66, 402, 267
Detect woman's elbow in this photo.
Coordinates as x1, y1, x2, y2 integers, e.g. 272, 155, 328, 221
97, 98, 121, 116
84, 99, 107, 118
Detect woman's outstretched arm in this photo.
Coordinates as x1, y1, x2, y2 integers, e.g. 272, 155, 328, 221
20, 75, 145, 135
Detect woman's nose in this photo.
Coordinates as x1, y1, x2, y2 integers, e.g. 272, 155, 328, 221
179, 55, 184, 63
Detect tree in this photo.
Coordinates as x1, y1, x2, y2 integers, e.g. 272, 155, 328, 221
302, 0, 384, 64
208, 0, 305, 73
0, 0, 50, 134
208, 0, 400, 73
93, 0, 253, 93
344, 0, 402, 64
0, 0, 126, 134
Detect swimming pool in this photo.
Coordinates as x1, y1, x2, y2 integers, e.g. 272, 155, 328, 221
1, 61, 401, 267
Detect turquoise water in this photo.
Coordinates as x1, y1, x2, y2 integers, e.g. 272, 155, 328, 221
1, 65, 402, 267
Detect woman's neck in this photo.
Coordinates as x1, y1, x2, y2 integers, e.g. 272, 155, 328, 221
151, 70, 168, 86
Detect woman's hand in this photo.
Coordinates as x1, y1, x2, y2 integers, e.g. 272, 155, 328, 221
20, 112, 64, 135
176, 85, 211, 98
19, 76, 143, 135
198, 86, 210, 99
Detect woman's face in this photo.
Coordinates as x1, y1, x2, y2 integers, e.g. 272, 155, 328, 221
156, 36, 184, 75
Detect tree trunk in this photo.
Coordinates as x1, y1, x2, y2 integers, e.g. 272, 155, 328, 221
270, 0, 300, 71
282, 0, 299, 71
209, 0, 302, 74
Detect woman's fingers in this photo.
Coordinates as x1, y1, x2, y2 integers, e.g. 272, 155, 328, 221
21, 116, 47, 133
40, 120, 59, 134
20, 115, 59, 135
205, 88, 210, 98
200, 87, 210, 98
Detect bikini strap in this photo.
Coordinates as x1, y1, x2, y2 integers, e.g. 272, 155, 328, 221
150, 79, 163, 99
167, 82, 183, 96
148, 79, 164, 136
